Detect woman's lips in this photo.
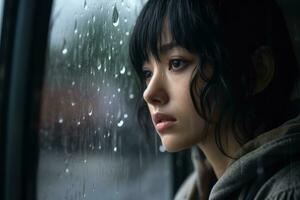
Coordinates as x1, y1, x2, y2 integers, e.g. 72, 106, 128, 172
153, 113, 177, 132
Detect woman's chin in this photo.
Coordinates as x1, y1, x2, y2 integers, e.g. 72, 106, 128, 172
160, 135, 191, 152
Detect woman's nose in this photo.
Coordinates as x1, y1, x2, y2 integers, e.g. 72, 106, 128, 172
143, 72, 169, 106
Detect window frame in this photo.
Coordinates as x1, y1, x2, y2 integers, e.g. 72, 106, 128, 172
1, 0, 53, 200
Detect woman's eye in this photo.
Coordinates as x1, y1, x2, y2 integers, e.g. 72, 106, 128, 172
169, 59, 187, 71
142, 69, 152, 81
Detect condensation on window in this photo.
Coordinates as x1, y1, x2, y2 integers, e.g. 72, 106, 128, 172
37, 0, 172, 199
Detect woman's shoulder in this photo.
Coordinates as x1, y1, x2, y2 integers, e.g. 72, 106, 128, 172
255, 160, 300, 199
174, 171, 198, 200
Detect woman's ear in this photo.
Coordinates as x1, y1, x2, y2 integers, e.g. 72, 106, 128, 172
252, 46, 275, 94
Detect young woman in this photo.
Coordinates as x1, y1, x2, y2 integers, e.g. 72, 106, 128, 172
129, 0, 300, 199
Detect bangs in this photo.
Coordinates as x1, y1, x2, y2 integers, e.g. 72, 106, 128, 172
129, 0, 217, 77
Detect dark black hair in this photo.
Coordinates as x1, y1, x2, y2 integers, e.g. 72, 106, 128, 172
129, 0, 298, 155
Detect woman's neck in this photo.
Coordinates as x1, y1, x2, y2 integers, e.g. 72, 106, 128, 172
197, 130, 242, 178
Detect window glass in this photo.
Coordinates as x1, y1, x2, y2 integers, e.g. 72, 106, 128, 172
37, 0, 172, 199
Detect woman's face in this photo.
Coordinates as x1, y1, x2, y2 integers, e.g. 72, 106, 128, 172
142, 34, 207, 152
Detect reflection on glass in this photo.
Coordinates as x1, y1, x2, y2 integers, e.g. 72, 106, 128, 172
37, 0, 172, 199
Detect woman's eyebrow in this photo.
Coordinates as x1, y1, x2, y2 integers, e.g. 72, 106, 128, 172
159, 42, 179, 55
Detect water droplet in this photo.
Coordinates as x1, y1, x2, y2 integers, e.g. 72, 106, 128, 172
112, 4, 119, 27
98, 145, 102, 150
124, 113, 128, 119
119, 40, 123, 45
97, 87, 100, 92
117, 120, 124, 127
109, 101, 112, 105
82, 116, 86, 120
114, 147, 118, 152
84, 159, 87, 164
65, 168, 70, 174
79, 34, 82, 38
77, 121, 81, 126
129, 94, 134, 99
72, 81, 75, 86
104, 67, 107, 72
117, 88, 121, 92
112, 94, 116, 98
61, 39, 68, 55
92, 15, 96, 23
74, 20, 78, 34
127, 71, 131, 76
124, 18, 128, 23
71, 102, 76, 106
84, 0, 88, 10
125, 31, 129, 36
62, 48, 68, 55
88, 108, 93, 116
58, 118, 64, 123
78, 64, 82, 69
120, 66, 126, 74
97, 64, 102, 70
114, 74, 119, 78
87, 19, 91, 24
159, 145, 166, 152
108, 55, 111, 60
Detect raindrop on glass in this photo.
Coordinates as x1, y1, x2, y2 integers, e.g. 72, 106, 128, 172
97, 87, 100, 92
88, 108, 93, 116
124, 113, 128, 119
104, 67, 107, 72
97, 64, 102, 70
115, 74, 119, 78
84, 159, 87, 164
114, 147, 118, 152
74, 20, 78, 34
112, 4, 119, 27
125, 31, 129, 36
62, 48, 68, 55
117, 120, 124, 127
65, 168, 70, 174
84, 0, 88, 10
77, 121, 81, 126
78, 64, 82, 69
120, 66, 126, 74
71, 102, 75, 106
58, 118, 64, 123
61, 39, 68, 55
120, 40, 123, 45
72, 81, 75, 86
124, 18, 128, 23
159, 145, 166, 152
98, 145, 102, 150
117, 88, 121, 92
92, 15, 96, 23
129, 94, 134, 99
